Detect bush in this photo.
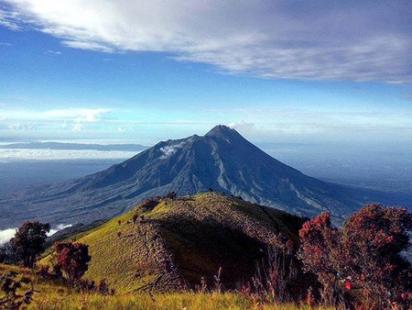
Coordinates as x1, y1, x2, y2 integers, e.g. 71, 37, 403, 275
299, 205, 412, 308
0, 271, 34, 309
54, 242, 91, 284
166, 192, 177, 200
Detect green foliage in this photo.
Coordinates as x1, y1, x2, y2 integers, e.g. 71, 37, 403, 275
10, 221, 50, 268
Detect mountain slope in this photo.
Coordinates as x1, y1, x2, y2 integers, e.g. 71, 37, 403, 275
41, 192, 305, 293
1, 125, 410, 228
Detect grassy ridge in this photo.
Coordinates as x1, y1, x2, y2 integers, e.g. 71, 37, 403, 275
41, 192, 305, 293
1, 194, 324, 309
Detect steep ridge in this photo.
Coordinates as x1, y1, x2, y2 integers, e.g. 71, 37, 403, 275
1, 125, 411, 228
41, 193, 306, 293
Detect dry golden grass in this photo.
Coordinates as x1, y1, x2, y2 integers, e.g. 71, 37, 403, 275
1, 263, 331, 310
31, 292, 331, 310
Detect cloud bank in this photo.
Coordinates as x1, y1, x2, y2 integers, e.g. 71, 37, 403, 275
0, 228, 16, 245
0, 148, 137, 161
0, 107, 111, 133
1, 0, 411, 83
0, 224, 73, 246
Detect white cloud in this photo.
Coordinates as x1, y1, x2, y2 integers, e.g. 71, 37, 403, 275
42, 108, 111, 123
0, 108, 111, 133
0, 148, 137, 161
63, 40, 114, 53
160, 141, 185, 159
0, 224, 74, 245
0, 7, 21, 30
0, 228, 16, 245
0, 108, 111, 122
2, 0, 412, 83
229, 121, 255, 135
45, 49, 61, 55
72, 123, 82, 132
47, 224, 72, 236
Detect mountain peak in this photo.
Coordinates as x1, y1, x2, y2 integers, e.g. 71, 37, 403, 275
205, 125, 238, 138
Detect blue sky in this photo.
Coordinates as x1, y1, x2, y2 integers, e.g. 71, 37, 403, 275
0, 1, 411, 145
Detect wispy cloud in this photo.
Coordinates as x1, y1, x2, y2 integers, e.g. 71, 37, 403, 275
0, 148, 138, 161
0, 6, 21, 30
0, 107, 112, 134
0, 107, 111, 122
45, 49, 61, 55
1, 1, 411, 83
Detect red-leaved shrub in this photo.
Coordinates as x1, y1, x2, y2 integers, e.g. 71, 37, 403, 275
299, 205, 412, 309
54, 242, 91, 284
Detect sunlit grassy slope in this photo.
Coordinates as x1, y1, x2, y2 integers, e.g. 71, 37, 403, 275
41, 192, 305, 294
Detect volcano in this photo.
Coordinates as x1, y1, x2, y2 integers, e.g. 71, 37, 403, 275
1, 125, 410, 228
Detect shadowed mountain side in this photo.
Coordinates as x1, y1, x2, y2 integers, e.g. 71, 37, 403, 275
1, 125, 411, 228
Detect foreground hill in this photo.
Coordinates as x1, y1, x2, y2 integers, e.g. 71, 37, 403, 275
42, 193, 305, 293
1, 125, 411, 228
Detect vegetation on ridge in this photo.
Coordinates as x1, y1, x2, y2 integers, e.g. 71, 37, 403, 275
1, 192, 411, 309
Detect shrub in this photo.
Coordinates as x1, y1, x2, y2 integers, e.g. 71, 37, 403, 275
36, 265, 50, 279
10, 221, 50, 268
298, 212, 342, 305
54, 242, 91, 284
0, 271, 33, 309
166, 191, 177, 200
299, 205, 412, 308
342, 205, 412, 308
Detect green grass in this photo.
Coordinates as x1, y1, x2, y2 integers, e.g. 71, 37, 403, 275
39, 193, 306, 294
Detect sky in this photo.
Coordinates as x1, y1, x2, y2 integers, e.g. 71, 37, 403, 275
0, 0, 411, 146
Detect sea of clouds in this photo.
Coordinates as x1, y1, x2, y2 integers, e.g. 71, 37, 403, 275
0, 148, 136, 162
0, 224, 72, 246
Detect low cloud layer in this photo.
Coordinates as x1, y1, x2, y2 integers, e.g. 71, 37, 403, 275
48, 224, 72, 236
0, 148, 137, 161
0, 228, 16, 245
1, 0, 411, 83
0, 224, 73, 246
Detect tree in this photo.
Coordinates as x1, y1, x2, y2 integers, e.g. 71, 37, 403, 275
55, 242, 91, 284
10, 221, 50, 268
299, 205, 412, 308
